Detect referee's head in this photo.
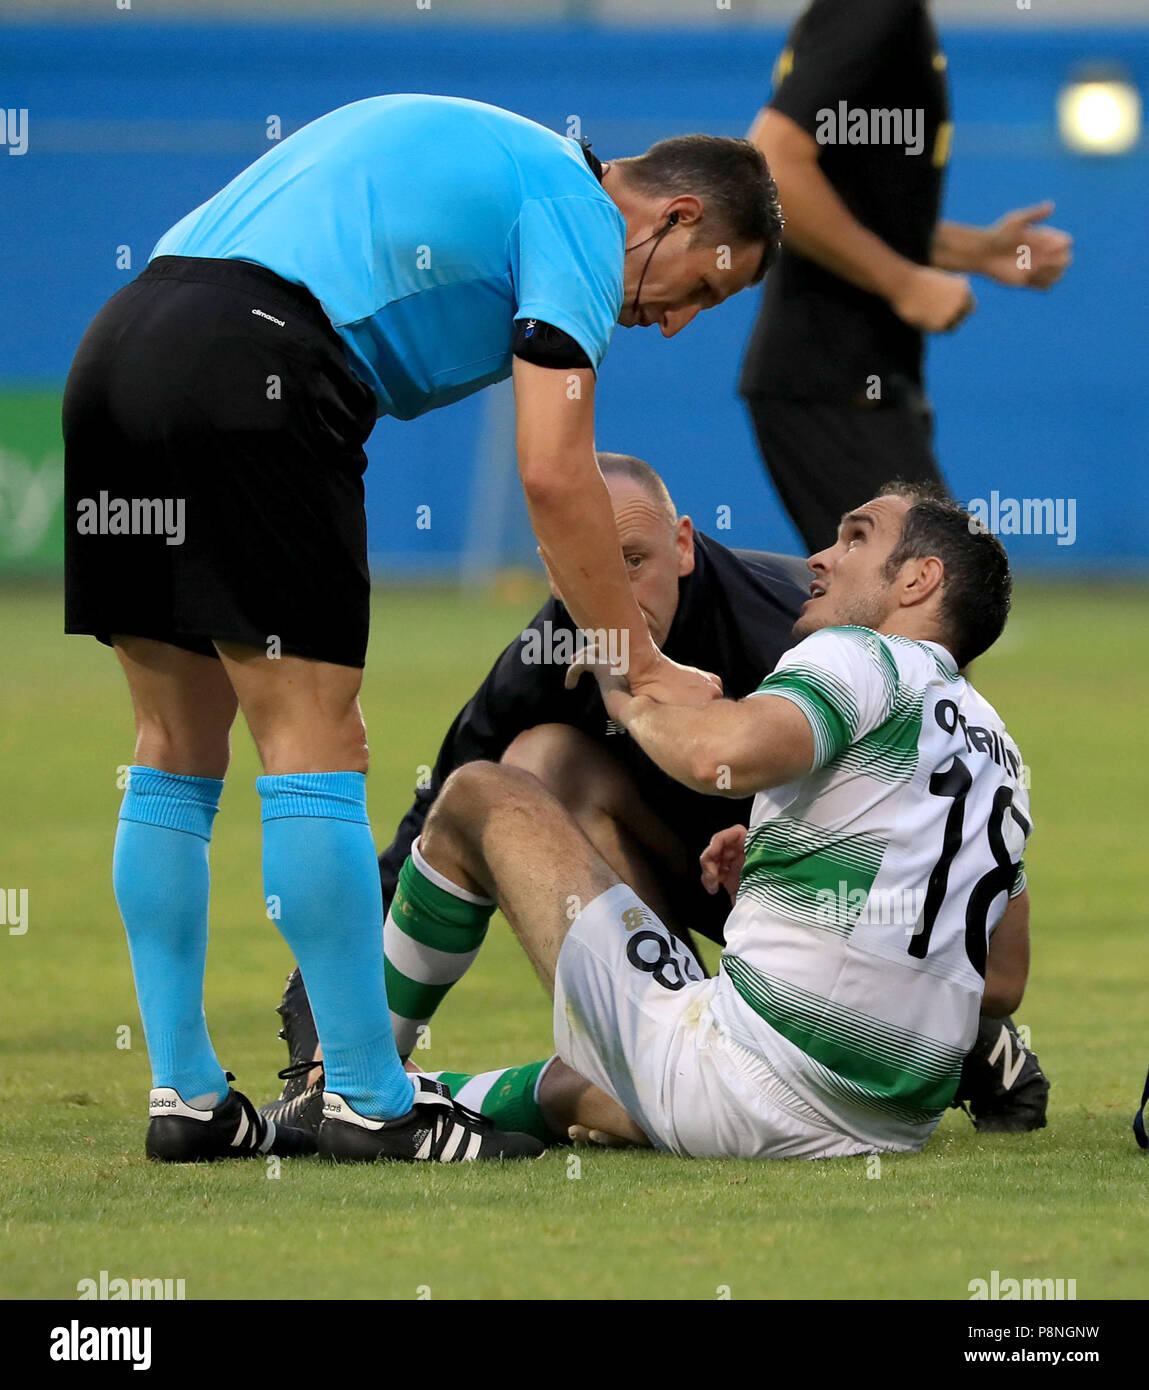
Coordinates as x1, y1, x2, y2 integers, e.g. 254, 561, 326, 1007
603, 135, 784, 337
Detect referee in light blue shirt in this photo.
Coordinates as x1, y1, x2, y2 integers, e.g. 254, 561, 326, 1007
62, 93, 784, 1165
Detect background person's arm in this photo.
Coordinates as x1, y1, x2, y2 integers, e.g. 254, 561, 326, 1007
748, 107, 974, 333
932, 204, 1072, 288
513, 355, 721, 706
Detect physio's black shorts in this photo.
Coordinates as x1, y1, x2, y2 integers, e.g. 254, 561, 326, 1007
64, 256, 377, 668
744, 389, 947, 556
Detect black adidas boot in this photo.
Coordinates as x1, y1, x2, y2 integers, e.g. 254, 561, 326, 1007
147, 1077, 317, 1162
259, 967, 324, 1135
318, 1075, 544, 1162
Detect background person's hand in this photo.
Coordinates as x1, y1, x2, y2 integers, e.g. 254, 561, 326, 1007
891, 264, 976, 333
700, 824, 748, 903
980, 201, 1073, 289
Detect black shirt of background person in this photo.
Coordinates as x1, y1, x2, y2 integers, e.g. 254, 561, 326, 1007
378, 534, 808, 943
740, 0, 950, 408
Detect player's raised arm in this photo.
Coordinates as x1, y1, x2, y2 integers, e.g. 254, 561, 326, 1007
592, 683, 815, 798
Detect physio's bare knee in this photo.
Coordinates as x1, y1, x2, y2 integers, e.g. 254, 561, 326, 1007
502, 724, 630, 822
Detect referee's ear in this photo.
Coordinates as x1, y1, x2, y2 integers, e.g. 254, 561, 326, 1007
676, 514, 696, 577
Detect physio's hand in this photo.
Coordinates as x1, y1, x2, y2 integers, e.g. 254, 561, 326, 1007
980, 201, 1072, 289
700, 824, 747, 903
891, 265, 975, 333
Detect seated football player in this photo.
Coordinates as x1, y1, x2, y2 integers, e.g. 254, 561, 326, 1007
331, 486, 1039, 1159
265, 467, 1048, 1143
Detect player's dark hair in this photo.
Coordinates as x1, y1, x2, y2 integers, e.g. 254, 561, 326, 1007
878, 480, 1012, 668
597, 452, 677, 526
617, 136, 784, 281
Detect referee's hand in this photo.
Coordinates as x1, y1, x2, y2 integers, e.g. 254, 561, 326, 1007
565, 647, 722, 708
891, 265, 976, 334
628, 652, 723, 707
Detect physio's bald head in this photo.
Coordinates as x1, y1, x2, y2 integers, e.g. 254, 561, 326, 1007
540, 451, 694, 647
596, 452, 677, 528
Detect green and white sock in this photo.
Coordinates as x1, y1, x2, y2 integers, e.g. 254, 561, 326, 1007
384, 837, 495, 1059
425, 1058, 556, 1144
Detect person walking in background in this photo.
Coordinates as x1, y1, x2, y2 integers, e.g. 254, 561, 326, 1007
740, 0, 1072, 554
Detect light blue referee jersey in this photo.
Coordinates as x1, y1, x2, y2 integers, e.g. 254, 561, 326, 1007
152, 95, 626, 420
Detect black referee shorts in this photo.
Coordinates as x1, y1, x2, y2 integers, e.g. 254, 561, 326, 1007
744, 390, 947, 556
63, 256, 377, 669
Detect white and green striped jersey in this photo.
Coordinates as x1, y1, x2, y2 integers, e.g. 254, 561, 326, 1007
713, 625, 1032, 1151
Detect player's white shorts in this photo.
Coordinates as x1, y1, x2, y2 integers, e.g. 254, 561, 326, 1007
553, 884, 877, 1160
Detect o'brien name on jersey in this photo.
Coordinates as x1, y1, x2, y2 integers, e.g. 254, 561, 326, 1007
936, 696, 1027, 784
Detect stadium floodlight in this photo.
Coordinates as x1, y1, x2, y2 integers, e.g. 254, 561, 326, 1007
1057, 66, 1141, 156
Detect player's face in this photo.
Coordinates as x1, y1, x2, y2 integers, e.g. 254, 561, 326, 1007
607, 478, 695, 647
794, 495, 913, 639
617, 233, 764, 337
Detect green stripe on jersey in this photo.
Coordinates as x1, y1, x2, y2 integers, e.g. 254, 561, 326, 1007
752, 628, 900, 767
754, 665, 856, 765
739, 818, 886, 936
722, 955, 964, 1116
833, 686, 924, 784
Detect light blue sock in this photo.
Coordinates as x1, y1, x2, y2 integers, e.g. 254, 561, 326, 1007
113, 766, 229, 1107
258, 771, 414, 1120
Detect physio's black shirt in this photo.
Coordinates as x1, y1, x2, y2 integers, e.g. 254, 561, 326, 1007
740, 0, 951, 406
378, 534, 808, 931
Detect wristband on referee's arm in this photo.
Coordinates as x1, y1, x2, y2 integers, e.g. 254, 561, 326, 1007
512, 317, 593, 371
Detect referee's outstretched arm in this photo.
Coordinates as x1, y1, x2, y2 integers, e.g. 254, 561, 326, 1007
512, 356, 720, 711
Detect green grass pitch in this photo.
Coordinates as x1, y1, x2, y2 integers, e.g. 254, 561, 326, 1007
1, 580, 1146, 1300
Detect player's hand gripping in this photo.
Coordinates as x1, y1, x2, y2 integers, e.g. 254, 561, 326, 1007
700, 824, 747, 904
